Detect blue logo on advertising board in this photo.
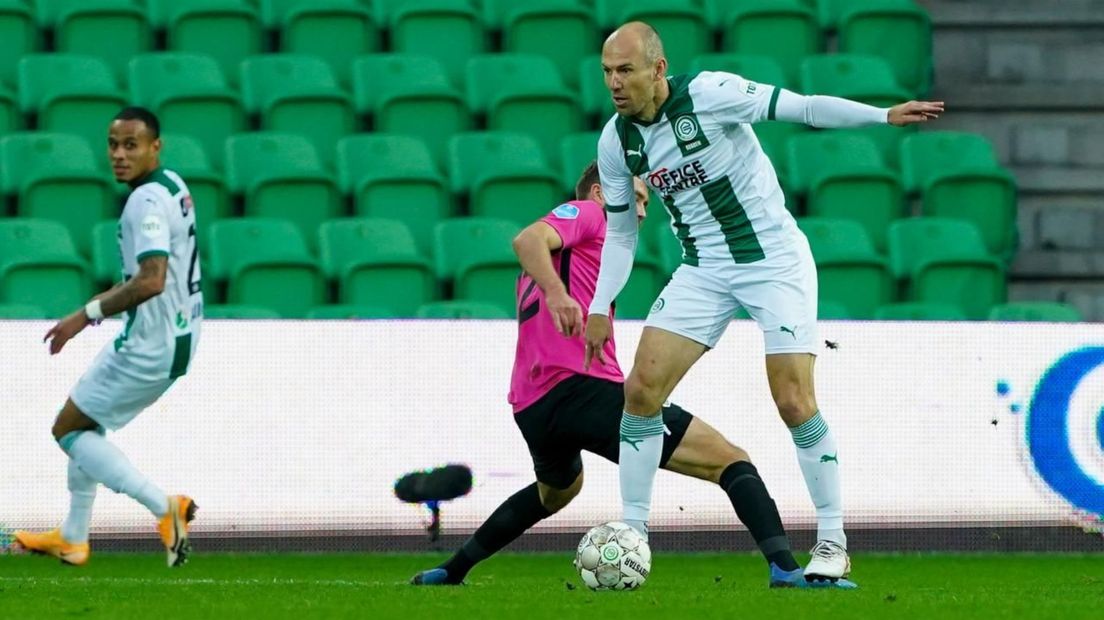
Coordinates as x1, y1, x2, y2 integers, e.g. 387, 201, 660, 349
1006, 347, 1104, 533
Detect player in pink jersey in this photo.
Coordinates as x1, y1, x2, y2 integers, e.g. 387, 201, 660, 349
411, 163, 855, 589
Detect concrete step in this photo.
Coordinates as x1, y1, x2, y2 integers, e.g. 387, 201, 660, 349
1009, 280, 1104, 321
919, 1, 1104, 27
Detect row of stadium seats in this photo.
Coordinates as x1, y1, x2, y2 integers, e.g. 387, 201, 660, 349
0, 129, 1019, 263
0, 0, 932, 93
0, 50, 922, 170
0, 215, 1017, 321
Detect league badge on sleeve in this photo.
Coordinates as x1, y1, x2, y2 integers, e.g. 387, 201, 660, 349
552, 204, 580, 220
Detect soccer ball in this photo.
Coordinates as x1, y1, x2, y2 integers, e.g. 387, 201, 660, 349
574, 521, 651, 591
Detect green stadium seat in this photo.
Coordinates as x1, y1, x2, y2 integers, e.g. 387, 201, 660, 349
887, 217, 1006, 320
579, 55, 614, 123
800, 53, 916, 167
162, 0, 263, 88
91, 220, 121, 286
900, 132, 999, 191
241, 54, 356, 165
434, 218, 521, 316
838, 0, 932, 96
615, 258, 664, 320
337, 134, 451, 257
689, 53, 788, 83
600, 0, 709, 75
42, 0, 151, 82
900, 132, 1017, 259
225, 133, 341, 251
0, 219, 92, 318
797, 217, 894, 319
0, 133, 116, 256
873, 302, 967, 321
560, 132, 600, 193
318, 218, 435, 316
0, 84, 17, 134
720, 0, 822, 86
415, 300, 512, 319
18, 54, 125, 154
159, 133, 230, 243
306, 304, 397, 319
203, 303, 282, 318
988, 302, 1083, 323
704, 0, 819, 29
0, 0, 38, 88
261, 0, 379, 85
0, 303, 48, 318
448, 132, 564, 227
466, 54, 582, 167
129, 53, 245, 170
352, 54, 471, 167
818, 300, 851, 319
208, 218, 324, 318
389, 0, 485, 87
688, 53, 806, 166
801, 54, 912, 105
500, 1, 597, 89
787, 132, 904, 253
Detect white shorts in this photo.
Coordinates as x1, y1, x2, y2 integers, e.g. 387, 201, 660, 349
644, 240, 819, 354
69, 347, 176, 431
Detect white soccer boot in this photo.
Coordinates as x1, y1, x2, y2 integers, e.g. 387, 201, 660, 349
804, 540, 850, 583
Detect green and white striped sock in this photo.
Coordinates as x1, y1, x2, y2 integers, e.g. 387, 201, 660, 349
619, 411, 666, 539
790, 411, 846, 547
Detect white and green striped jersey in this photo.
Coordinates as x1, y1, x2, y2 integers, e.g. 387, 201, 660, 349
111, 167, 202, 381
597, 71, 796, 265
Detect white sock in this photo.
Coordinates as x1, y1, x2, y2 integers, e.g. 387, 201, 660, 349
619, 411, 666, 539
790, 411, 846, 547
64, 430, 169, 518
60, 460, 97, 544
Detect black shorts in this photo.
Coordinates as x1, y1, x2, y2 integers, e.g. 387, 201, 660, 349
513, 375, 694, 489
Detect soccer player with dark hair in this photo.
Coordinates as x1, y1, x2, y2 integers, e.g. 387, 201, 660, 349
13, 107, 202, 567
411, 163, 855, 589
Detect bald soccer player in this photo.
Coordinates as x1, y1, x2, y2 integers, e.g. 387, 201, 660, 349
584, 22, 942, 583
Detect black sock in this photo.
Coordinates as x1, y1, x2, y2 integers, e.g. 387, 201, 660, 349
719, 461, 800, 571
439, 482, 552, 583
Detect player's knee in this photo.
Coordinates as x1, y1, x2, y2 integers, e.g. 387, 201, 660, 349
774, 391, 817, 427
625, 373, 666, 413
540, 473, 583, 513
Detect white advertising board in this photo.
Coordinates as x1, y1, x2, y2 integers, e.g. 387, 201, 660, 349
1, 320, 1102, 536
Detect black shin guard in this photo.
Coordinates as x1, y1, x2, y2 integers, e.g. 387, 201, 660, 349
719, 461, 799, 571
441, 483, 552, 582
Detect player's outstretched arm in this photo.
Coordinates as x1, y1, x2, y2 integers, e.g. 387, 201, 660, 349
43, 256, 168, 355
513, 222, 583, 337
772, 89, 943, 129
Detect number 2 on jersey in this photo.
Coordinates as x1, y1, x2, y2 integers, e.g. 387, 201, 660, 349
186, 223, 201, 295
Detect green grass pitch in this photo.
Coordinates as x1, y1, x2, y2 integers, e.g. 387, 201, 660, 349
1, 552, 1101, 619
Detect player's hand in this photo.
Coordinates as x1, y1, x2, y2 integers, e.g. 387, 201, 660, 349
547, 290, 584, 337
43, 309, 90, 355
888, 100, 944, 126
584, 314, 612, 370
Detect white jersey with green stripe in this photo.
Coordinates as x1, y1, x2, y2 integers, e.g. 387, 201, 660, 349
111, 167, 202, 381
598, 71, 798, 266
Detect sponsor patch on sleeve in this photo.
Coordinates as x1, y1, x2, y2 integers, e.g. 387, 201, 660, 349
552, 204, 580, 220
140, 214, 165, 239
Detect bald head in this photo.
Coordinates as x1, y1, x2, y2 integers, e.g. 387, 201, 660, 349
601, 21, 670, 120
604, 21, 665, 66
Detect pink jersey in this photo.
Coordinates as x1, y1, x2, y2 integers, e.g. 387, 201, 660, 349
508, 200, 623, 413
